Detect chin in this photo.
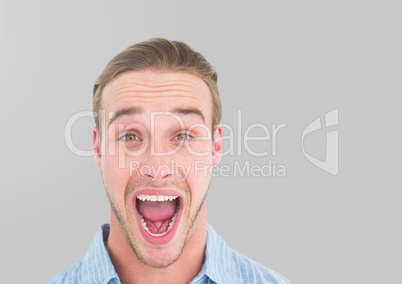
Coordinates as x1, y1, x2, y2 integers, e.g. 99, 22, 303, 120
132, 243, 184, 269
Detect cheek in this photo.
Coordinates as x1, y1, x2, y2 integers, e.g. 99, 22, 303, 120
186, 167, 212, 209
176, 150, 213, 197
182, 140, 212, 157
101, 155, 131, 199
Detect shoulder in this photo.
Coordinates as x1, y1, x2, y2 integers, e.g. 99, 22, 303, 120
46, 225, 120, 284
205, 225, 289, 284
46, 261, 83, 284
228, 248, 290, 284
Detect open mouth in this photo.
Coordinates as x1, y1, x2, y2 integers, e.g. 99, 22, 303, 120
136, 194, 181, 237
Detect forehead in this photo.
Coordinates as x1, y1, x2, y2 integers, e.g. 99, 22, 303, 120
101, 70, 213, 125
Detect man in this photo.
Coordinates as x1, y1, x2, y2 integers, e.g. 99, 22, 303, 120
49, 38, 289, 284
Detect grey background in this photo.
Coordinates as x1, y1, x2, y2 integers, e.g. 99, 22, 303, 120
0, 1, 401, 283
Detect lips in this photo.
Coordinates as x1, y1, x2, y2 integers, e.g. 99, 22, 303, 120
134, 189, 183, 245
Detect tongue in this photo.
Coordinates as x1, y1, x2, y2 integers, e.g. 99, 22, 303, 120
137, 200, 177, 234
137, 200, 176, 222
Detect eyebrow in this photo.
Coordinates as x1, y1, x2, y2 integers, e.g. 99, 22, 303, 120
170, 107, 205, 122
108, 107, 142, 128
107, 106, 205, 128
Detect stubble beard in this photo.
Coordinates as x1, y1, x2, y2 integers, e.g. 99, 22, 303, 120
105, 178, 209, 269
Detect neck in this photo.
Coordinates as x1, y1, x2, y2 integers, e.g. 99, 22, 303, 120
106, 204, 207, 284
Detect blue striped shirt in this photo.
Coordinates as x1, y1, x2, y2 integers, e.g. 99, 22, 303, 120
48, 224, 289, 284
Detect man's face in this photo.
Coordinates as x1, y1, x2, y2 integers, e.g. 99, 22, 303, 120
93, 70, 222, 268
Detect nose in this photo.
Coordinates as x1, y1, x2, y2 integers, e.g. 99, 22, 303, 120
137, 141, 175, 182
140, 161, 173, 181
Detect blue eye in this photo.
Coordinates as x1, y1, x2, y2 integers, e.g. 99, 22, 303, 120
176, 133, 192, 140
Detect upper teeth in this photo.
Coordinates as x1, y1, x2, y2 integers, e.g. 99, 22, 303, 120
137, 195, 178, 202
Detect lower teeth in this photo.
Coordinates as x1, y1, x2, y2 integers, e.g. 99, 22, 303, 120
140, 213, 178, 237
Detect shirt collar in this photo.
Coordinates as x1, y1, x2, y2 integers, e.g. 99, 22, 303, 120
81, 224, 234, 284
80, 224, 119, 284
191, 224, 238, 283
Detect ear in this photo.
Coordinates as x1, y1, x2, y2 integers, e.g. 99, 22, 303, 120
212, 125, 222, 166
93, 127, 101, 167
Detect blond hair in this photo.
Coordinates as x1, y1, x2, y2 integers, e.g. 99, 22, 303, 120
93, 38, 221, 131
